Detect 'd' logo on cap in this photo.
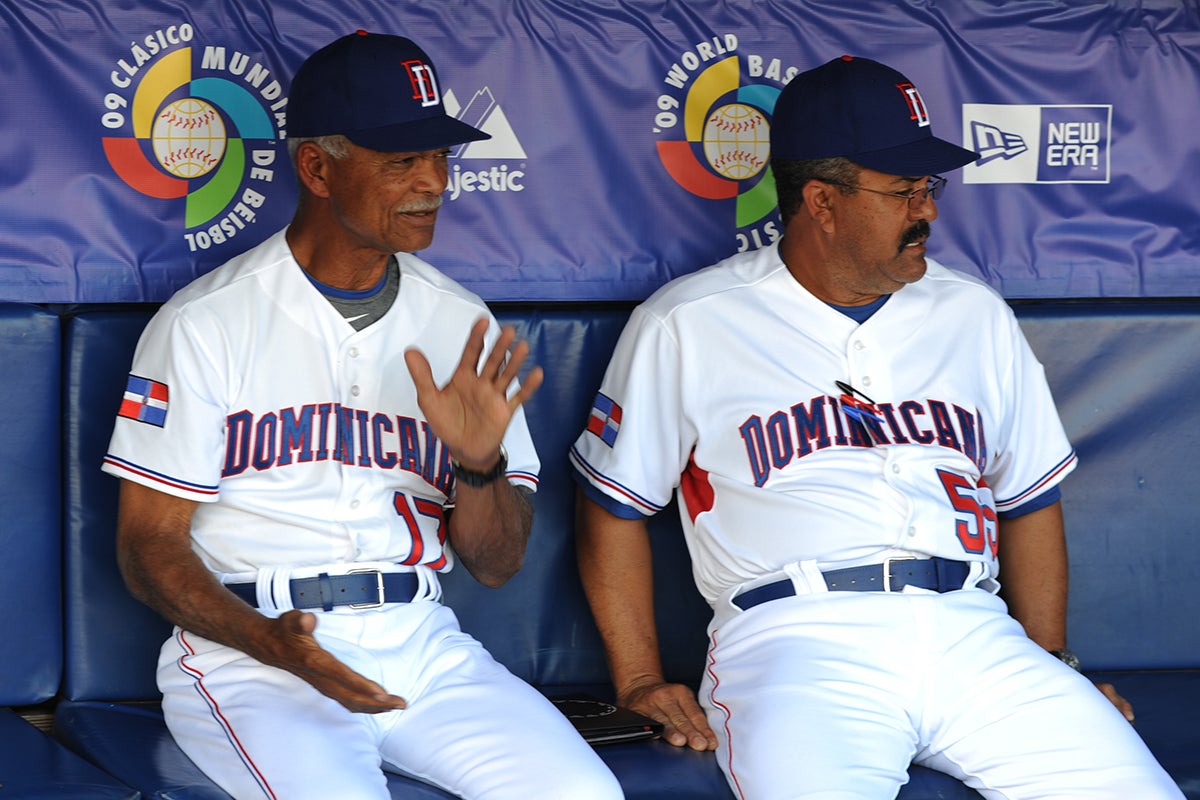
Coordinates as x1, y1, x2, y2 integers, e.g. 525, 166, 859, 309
897, 82, 931, 128
403, 59, 441, 108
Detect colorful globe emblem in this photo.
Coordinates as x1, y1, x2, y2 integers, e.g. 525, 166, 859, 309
102, 47, 278, 229
655, 56, 781, 228
703, 103, 769, 181
153, 98, 227, 179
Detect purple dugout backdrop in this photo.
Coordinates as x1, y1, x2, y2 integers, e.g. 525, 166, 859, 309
1, 0, 1197, 303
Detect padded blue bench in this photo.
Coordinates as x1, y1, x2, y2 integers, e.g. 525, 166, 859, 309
0, 299, 1192, 798
0, 303, 138, 798
52, 307, 732, 800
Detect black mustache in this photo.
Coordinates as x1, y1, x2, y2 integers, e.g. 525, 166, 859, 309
900, 220, 931, 249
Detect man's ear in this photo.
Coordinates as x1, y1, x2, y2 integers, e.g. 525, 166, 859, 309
294, 141, 334, 199
802, 180, 837, 233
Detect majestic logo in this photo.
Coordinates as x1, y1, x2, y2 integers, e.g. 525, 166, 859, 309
962, 104, 1111, 184
99, 25, 287, 252
652, 35, 803, 253
443, 86, 527, 202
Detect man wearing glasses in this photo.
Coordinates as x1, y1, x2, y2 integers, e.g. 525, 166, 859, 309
570, 56, 1181, 798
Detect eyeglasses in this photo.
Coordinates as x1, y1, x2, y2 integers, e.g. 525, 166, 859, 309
820, 174, 947, 211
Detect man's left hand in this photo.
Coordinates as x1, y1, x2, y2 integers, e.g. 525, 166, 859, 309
404, 318, 543, 470
1095, 681, 1135, 722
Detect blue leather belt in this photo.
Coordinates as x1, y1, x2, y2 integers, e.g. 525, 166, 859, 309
733, 557, 972, 611
227, 570, 419, 611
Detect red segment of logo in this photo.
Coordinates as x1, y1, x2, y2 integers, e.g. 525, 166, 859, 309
656, 141, 738, 200
102, 138, 188, 199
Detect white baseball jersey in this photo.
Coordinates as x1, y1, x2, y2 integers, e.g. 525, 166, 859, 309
570, 245, 1075, 604
103, 228, 539, 576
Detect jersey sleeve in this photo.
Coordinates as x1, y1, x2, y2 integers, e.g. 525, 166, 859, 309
569, 305, 693, 518
985, 308, 1077, 512
500, 406, 539, 494
445, 314, 540, 501
492, 313, 539, 493
102, 303, 231, 501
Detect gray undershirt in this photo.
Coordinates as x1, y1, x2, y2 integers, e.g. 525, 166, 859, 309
311, 256, 400, 331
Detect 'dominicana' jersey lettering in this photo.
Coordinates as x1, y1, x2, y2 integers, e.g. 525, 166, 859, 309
739, 395, 987, 487
222, 403, 454, 495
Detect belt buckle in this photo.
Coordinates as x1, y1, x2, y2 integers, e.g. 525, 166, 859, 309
881, 556, 916, 592
347, 568, 386, 609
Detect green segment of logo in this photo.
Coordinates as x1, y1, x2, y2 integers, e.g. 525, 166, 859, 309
736, 165, 776, 228
186, 138, 244, 228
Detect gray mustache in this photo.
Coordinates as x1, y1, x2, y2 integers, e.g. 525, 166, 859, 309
398, 198, 443, 213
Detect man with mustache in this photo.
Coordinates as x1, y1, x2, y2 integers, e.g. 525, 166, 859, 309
104, 31, 622, 800
570, 56, 1181, 798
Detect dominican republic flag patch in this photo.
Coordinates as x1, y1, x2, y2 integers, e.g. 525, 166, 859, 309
118, 375, 169, 427
586, 393, 623, 447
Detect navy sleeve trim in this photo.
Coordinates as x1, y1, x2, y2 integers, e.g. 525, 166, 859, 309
571, 466, 650, 520
997, 485, 1061, 519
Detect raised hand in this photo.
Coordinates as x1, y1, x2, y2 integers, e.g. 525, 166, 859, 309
404, 317, 543, 470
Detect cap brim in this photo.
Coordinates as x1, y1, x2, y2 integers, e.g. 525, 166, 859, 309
344, 115, 491, 153
852, 135, 980, 176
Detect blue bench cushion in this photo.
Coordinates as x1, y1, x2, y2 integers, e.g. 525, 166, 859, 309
63, 309, 169, 701
55, 696, 994, 799
1016, 301, 1200, 671
55, 698, 735, 800
55, 305, 987, 800
52, 303, 1198, 799
0, 709, 136, 799
1089, 671, 1200, 797
0, 303, 62, 705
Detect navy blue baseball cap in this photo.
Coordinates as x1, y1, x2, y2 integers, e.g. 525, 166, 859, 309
771, 55, 978, 175
289, 30, 490, 153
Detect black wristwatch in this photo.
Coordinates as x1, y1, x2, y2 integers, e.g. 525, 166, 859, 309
1050, 648, 1081, 672
451, 446, 507, 488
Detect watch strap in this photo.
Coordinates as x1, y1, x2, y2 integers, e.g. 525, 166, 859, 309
452, 446, 507, 488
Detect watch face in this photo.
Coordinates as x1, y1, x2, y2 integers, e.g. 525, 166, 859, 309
1051, 648, 1081, 671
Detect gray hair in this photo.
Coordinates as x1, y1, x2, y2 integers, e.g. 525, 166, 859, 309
287, 134, 351, 164
771, 156, 861, 226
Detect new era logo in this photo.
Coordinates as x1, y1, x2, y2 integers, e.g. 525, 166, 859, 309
962, 104, 1111, 184
970, 121, 1028, 164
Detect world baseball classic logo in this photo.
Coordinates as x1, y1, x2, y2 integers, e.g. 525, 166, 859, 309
652, 35, 803, 253
99, 25, 287, 252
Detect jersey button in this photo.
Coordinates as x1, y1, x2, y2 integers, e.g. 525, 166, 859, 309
350, 385, 361, 397
891, 464, 901, 474
861, 376, 872, 387
908, 526, 917, 537
350, 499, 361, 509
348, 347, 359, 358
853, 340, 865, 351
